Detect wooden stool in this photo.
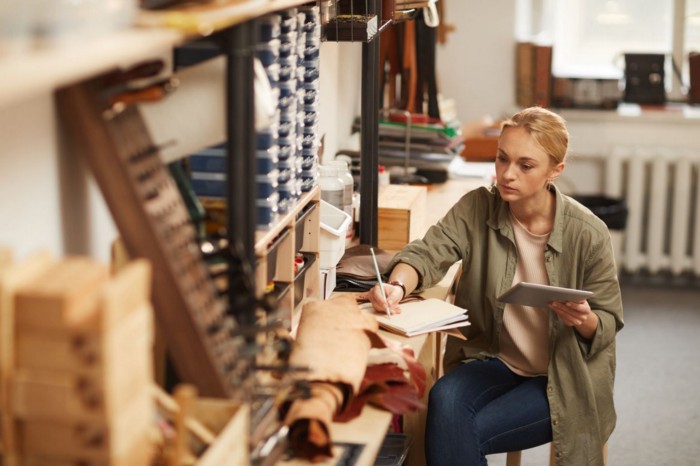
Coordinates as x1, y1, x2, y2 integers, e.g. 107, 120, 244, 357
505, 443, 607, 465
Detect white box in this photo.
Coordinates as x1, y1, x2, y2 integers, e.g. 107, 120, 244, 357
319, 200, 352, 269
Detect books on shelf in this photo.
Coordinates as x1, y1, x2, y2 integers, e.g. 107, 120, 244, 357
375, 298, 470, 337
515, 41, 552, 108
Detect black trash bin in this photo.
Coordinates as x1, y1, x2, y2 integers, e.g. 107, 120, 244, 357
572, 195, 628, 231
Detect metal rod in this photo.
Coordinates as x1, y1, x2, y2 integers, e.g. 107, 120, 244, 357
223, 21, 258, 329
359, 0, 381, 246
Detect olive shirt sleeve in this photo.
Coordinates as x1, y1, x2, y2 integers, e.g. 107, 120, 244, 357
387, 192, 475, 292
577, 229, 624, 358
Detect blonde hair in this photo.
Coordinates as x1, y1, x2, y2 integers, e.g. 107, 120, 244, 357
501, 107, 569, 165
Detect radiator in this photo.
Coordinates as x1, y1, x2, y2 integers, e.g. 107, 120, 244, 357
604, 146, 700, 275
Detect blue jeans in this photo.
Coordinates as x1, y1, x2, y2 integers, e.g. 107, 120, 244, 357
425, 358, 552, 466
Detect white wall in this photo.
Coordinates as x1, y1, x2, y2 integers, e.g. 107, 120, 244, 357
436, 0, 517, 123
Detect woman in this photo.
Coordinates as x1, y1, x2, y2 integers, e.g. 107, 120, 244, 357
368, 107, 623, 465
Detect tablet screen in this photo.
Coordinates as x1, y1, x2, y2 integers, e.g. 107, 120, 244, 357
497, 282, 594, 308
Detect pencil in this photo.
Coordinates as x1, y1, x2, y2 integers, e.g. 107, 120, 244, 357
370, 247, 391, 319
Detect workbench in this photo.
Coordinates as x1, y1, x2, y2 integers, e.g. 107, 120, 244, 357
284, 177, 488, 466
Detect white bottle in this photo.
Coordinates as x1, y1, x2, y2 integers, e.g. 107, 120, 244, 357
328, 160, 355, 245
319, 165, 344, 211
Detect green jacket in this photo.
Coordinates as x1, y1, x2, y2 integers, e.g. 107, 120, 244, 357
389, 184, 624, 466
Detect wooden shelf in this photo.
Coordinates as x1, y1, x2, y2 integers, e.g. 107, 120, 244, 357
138, 0, 316, 36
0, 28, 183, 111
0, 0, 316, 111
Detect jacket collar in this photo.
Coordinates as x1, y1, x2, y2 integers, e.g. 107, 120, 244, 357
487, 184, 565, 253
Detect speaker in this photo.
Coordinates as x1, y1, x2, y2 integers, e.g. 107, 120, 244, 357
624, 53, 666, 104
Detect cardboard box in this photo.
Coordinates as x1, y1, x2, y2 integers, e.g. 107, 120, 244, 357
378, 185, 427, 250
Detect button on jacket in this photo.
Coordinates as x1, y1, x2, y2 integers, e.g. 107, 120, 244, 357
389, 184, 624, 466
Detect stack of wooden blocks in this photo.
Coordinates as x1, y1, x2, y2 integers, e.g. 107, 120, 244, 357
0, 251, 155, 466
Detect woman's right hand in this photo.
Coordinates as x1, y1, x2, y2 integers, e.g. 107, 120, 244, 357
367, 283, 404, 315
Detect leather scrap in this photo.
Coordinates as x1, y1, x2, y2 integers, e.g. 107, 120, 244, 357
283, 296, 427, 462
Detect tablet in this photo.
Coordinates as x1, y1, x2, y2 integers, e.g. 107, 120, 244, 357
497, 282, 594, 308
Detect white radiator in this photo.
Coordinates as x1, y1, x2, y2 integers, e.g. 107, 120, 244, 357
604, 146, 700, 275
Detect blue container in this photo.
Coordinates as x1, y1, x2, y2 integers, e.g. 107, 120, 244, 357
300, 175, 318, 192
257, 169, 279, 198
259, 15, 281, 41
256, 40, 280, 67
190, 171, 225, 198
256, 146, 279, 173
278, 144, 295, 161
300, 154, 317, 171
277, 167, 293, 184
257, 128, 278, 149
257, 196, 279, 229
189, 146, 225, 173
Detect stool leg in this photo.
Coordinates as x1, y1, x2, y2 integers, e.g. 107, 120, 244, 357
603, 442, 608, 466
549, 443, 556, 466
505, 451, 522, 466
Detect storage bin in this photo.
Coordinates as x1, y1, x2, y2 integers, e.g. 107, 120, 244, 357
572, 195, 628, 231
319, 200, 352, 268
191, 171, 225, 198
293, 252, 316, 308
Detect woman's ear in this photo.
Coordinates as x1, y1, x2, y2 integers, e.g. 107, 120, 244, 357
549, 163, 565, 182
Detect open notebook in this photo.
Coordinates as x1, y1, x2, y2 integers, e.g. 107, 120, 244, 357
375, 298, 470, 337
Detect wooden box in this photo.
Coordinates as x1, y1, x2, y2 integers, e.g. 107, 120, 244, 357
378, 185, 427, 250
17, 387, 153, 461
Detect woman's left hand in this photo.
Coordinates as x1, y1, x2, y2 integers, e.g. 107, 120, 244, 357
549, 299, 599, 340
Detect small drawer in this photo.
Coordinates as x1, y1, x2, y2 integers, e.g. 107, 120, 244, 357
293, 252, 317, 308
256, 193, 280, 229
257, 170, 279, 198
300, 155, 317, 171
256, 146, 280, 173
191, 172, 225, 198
278, 144, 295, 161
262, 226, 289, 283
259, 15, 281, 41
277, 168, 293, 184
278, 80, 297, 98
295, 202, 316, 252
189, 147, 225, 173
278, 178, 298, 200
256, 39, 280, 67
257, 127, 279, 149
300, 175, 318, 192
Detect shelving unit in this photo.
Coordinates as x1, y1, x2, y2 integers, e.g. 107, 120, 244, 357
0, 1, 389, 464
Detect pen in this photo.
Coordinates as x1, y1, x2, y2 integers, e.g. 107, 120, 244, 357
369, 247, 391, 319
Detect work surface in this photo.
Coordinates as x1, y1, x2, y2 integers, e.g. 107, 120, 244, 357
281, 176, 488, 466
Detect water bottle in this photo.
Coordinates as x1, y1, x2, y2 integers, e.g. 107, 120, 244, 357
319, 165, 344, 211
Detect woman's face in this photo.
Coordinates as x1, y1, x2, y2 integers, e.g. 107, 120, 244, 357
495, 126, 562, 203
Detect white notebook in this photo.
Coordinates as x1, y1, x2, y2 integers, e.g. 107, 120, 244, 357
375, 298, 470, 338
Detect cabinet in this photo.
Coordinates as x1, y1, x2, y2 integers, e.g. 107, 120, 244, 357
0, 1, 326, 464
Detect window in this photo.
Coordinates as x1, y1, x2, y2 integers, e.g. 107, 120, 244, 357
518, 0, 700, 97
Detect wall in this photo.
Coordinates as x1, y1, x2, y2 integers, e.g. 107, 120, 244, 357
436, 0, 517, 123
